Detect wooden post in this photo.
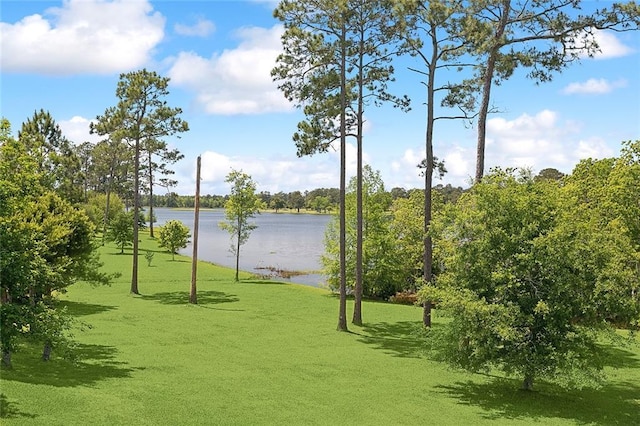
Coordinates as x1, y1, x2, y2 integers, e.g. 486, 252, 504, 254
190, 156, 201, 304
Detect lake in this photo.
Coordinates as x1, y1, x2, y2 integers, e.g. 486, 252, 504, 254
152, 208, 332, 286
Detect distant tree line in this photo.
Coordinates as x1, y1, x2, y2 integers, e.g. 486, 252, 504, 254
143, 184, 465, 211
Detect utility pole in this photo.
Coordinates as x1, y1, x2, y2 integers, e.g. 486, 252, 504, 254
190, 156, 201, 304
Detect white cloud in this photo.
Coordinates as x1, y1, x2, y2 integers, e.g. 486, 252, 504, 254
177, 143, 356, 195
562, 78, 628, 95
167, 25, 291, 115
174, 18, 215, 37
385, 110, 617, 189
572, 29, 635, 60
0, 0, 164, 75
59, 116, 100, 145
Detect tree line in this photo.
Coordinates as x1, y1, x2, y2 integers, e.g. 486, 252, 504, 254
142, 184, 464, 211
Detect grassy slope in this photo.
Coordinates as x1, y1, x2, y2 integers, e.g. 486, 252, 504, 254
1, 234, 639, 425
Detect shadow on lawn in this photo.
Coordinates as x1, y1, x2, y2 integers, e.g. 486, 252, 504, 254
140, 290, 240, 307
2, 343, 140, 388
357, 321, 426, 358
0, 393, 37, 420
58, 300, 117, 316
436, 377, 640, 425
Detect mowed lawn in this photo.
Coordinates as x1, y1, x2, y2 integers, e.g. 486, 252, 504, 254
2, 234, 639, 425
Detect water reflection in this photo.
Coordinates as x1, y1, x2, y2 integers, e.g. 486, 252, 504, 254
152, 208, 331, 286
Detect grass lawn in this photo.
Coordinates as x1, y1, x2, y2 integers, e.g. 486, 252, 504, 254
1, 234, 639, 425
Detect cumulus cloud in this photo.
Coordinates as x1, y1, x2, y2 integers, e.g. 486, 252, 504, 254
572, 29, 635, 60
59, 116, 100, 145
167, 25, 291, 115
562, 78, 628, 95
176, 140, 361, 195
174, 17, 215, 37
386, 110, 616, 189
0, 0, 164, 75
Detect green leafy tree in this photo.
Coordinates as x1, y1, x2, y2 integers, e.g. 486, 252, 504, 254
421, 167, 640, 390
93, 69, 189, 294
219, 170, 263, 282
142, 138, 184, 238
18, 109, 84, 203
1, 120, 111, 366
323, 166, 397, 298
158, 220, 191, 261
106, 212, 134, 254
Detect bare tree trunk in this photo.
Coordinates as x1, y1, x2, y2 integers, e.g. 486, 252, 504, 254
148, 150, 155, 238
422, 26, 437, 328
2, 349, 11, 368
42, 340, 52, 361
475, 0, 510, 183
353, 25, 365, 327
337, 20, 348, 332
523, 374, 534, 391
190, 156, 201, 304
131, 138, 140, 294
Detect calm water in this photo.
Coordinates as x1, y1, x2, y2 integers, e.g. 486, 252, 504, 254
152, 208, 332, 286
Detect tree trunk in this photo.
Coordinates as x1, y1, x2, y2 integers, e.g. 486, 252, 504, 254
523, 374, 534, 391
422, 25, 437, 327
337, 20, 348, 332
353, 26, 365, 327
475, 0, 510, 183
148, 150, 155, 239
1, 349, 11, 368
42, 340, 52, 361
131, 137, 140, 294
103, 186, 112, 246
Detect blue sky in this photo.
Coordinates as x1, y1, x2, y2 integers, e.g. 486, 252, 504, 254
1, 0, 639, 195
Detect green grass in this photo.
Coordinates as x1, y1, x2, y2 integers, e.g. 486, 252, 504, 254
1, 234, 639, 425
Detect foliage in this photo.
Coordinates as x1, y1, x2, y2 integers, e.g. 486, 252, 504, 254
82, 192, 125, 229
157, 220, 191, 261
1, 123, 111, 366
219, 170, 263, 281
93, 68, 189, 294
420, 165, 640, 390
106, 212, 134, 254
17, 109, 84, 203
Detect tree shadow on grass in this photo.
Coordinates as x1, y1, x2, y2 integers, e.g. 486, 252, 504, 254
0, 393, 37, 420
139, 290, 240, 307
357, 321, 426, 358
58, 300, 117, 317
435, 377, 640, 425
2, 343, 140, 388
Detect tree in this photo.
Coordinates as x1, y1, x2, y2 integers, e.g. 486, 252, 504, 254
270, 192, 287, 212
158, 220, 191, 261
322, 165, 396, 298
18, 109, 84, 203
420, 167, 640, 390
288, 190, 305, 212
219, 170, 263, 282
106, 212, 134, 254
398, 0, 479, 326
463, 0, 640, 182
1, 119, 111, 366
273, 0, 352, 331
142, 138, 184, 238
93, 69, 189, 294
88, 136, 133, 243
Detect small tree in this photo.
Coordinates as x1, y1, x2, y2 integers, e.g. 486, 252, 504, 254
106, 212, 134, 254
219, 170, 262, 282
158, 220, 191, 261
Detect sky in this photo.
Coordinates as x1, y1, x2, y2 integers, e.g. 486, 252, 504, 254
1, 0, 639, 195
